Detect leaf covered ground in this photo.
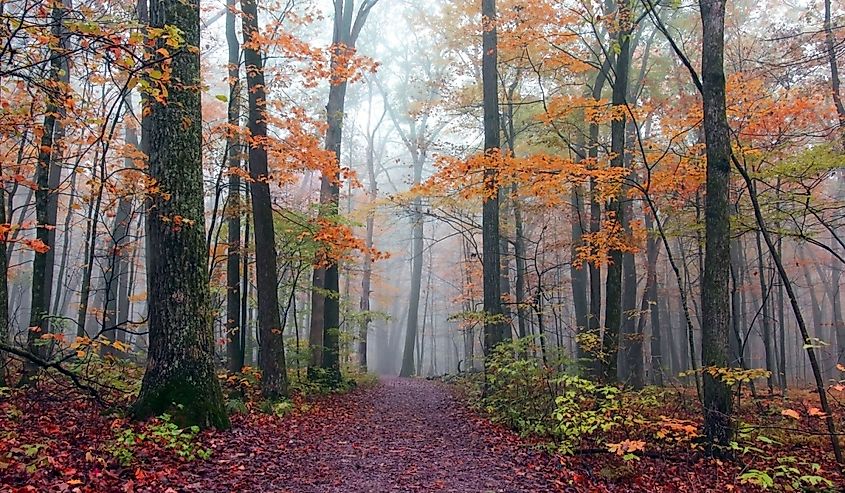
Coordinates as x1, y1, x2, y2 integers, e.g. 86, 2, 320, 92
1, 377, 842, 492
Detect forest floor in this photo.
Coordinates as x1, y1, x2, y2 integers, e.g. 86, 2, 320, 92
181, 377, 568, 492
1, 376, 835, 492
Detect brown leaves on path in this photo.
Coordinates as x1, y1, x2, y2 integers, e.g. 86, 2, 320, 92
2, 378, 777, 492
181, 378, 567, 492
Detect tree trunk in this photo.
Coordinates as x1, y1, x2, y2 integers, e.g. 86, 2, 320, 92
824, 0, 845, 148
754, 230, 775, 394
399, 214, 424, 376
513, 186, 529, 340
601, 8, 631, 384
0, 164, 8, 385
241, 201, 251, 366
570, 185, 589, 357
358, 81, 380, 372
643, 213, 662, 386
133, 0, 228, 427
25, 0, 69, 373
801, 252, 830, 381
829, 235, 845, 366
481, 0, 507, 354
225, 0, 243, 374
776, 235, 786, 394
103, 121, 136, 357
242, 0, 287, 397
700, 0, 733, 453
585, 55, 613, 376
52, 171, 77, 319
621, 199, 640, 387
310, 0, 378, 384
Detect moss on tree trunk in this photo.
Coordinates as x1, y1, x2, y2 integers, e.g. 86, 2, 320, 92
133, 0, 229, 429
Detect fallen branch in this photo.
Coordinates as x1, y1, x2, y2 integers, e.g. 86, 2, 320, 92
0, 342, 105, 405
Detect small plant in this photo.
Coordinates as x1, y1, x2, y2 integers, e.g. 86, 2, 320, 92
107, 414, 211, 466
149, 414, 211, 461
225, 397, 249, 415
8, 443, 49, 474
738, 455, 835, 491
551, 374, 623, 454
108, 428, 144, 466
259, 399, 294, 417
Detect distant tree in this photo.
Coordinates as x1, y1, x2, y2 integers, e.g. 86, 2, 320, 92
309, 0, 379, 385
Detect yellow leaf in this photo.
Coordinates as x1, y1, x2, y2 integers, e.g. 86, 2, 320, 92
781, 409, 801, 420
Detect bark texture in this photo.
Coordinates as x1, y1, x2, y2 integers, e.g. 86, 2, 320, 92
699, 0, 733, 453
225, 0, 244, 374
481, 0, 508, 354
242, 0, 288, 398
134, 0, 228, 428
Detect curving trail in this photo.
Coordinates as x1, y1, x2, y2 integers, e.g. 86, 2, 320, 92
180, 378, 568, 492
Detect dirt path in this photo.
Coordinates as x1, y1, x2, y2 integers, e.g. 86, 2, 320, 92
181, 378, 566, 492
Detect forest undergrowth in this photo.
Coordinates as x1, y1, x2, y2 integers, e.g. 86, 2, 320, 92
2, 352, 844, 492
451, 339, 845, 491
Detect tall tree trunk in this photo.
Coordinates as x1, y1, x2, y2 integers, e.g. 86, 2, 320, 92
242, 0, 287, 398
585, 56, 613, 375
225, 0, 243, 374
133, 0, 228, 427
700, 0, 733, 453
776, 235, 786, 394
570, 185, 589, 357
103, 120, 137, 357
513, 186, 529, 340
481, 0, 507, 354
25, 0, 69, 373
601, 7, 631, 384
241, 198, 251, 366
52, 171, 77, 319
830, 234, 845, 366
621, 199, 640, 386
75, 152, 105, 339
499, 196, 513, 340
358, 81, 380, 372
461, 238, 476, 370
801, 252, 829, 380
0, 162, 7, 385
310, 0, 378, 384
399, 214, 424, 376
640, 214, 661, 387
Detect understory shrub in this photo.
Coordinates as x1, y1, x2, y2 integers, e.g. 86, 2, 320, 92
481, 338, 634, 454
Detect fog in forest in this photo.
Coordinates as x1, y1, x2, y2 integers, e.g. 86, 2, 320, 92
4, 0, 845, 487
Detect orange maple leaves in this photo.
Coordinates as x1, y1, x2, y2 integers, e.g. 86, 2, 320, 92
309, 218, 388, 268
0, 223, 51, 254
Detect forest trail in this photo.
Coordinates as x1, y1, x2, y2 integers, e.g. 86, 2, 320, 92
181, 378, 566, 492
